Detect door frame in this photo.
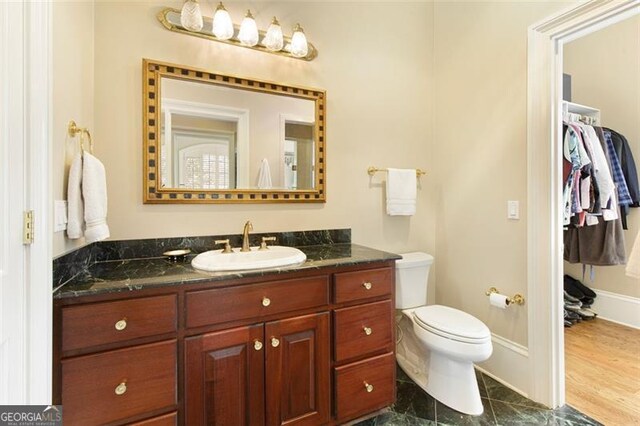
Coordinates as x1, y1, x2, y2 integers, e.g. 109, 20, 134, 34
0, 0, 52, 403
526, 0, 639, 408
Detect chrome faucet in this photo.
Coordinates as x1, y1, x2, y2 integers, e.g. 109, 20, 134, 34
241, 221, 253, 252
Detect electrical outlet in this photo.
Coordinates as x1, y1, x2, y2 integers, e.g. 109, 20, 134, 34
507, 200, 519, 220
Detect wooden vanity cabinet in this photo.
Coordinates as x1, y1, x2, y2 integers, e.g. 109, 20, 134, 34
54, 260, 396, 425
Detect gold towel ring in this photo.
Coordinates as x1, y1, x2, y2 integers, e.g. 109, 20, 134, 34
68, 120, 94, 153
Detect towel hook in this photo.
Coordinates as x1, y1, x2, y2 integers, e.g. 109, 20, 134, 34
68, 120, 94, 153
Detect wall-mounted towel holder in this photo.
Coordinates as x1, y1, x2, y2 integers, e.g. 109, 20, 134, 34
485, 287, 525, 306
68, 120, 94, 153
368, 166, 426, 177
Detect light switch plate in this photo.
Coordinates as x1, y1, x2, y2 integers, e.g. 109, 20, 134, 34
54, 200, 68, 232
507, 200, 519, 220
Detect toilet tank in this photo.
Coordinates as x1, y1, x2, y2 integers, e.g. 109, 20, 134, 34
395, 252, 434, 309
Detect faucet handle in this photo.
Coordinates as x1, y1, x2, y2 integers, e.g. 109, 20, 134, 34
259, 236, 277, 250
214, 239, 233, 253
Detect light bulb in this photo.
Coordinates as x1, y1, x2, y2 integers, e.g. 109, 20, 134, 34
263, 17, 284, 51
212, 2, 234, 40
290, 24, 308, 58
238, 10, 259, 47
180, 0, 203, 32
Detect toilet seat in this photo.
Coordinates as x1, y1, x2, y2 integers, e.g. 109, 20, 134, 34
413, 305, 491, 344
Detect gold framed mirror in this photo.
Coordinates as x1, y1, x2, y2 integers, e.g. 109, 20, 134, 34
142, 59, 326, 203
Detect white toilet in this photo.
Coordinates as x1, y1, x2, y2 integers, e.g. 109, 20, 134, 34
395, 252, 492, 415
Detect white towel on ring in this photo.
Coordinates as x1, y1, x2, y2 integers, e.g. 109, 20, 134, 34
66, 152, 85, 239
386, 168, 416, 216
82, 151, 110, 243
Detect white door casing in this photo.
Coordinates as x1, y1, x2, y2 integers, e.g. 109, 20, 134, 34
527, 0, 640, 408
0, 0, 52, 404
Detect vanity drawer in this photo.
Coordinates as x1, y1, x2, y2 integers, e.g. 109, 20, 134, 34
334, 267, 393, 303
130, 412, 177, 426
61, 340, 177, 426
186, 275, 330, 328
334, 352, 396, 421
62, 295, 177, 352
334, 300, 393, 362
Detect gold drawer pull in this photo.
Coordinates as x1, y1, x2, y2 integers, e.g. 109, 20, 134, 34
115, 381, 127, 396
114, 319, 127, 331
254, 340, 263, 351
362, 282, 372, 290
271, 337, 280, 347
262, 297, 271, 307
363, 326, 372, 336
364, 382, 374, 393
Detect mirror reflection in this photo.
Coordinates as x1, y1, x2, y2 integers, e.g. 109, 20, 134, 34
160, 78, 316, 190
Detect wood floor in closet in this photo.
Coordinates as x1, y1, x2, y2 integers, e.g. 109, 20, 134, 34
565, 318, 640, 425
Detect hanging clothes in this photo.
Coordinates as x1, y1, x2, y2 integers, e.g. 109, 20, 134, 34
563, 121, 627, 266
603, 128, 639, 229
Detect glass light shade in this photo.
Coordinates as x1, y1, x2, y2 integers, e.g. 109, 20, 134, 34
263, 17, 284, 51
212, 2, 234, 40
238, 10, 259, 47
180, 0, 203, 32
290, 24, 308, 58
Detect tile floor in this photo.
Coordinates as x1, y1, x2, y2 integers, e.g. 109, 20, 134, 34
356, 365, 602, 425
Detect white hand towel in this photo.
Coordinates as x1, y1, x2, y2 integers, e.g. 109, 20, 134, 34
257, 158, 273, 189
66, 152, 85, 239
82, 151, 110, 243
386, 168, 417, 216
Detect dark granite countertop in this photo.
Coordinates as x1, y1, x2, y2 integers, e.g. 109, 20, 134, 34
53, 243, 401, 299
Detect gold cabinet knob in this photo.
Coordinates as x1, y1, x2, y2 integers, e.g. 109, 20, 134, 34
114, 319, 127, 331
254, 340, 263, 351
362, 282, 372, 290
115, 381, 127, 396
364, 382, 374, 393
363, 326, 372, 336
271, 337, 280, 348
262, 297, 271, 307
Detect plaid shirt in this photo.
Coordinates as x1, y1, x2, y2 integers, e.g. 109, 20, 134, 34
604, 130, 633, 205
604, 130, 633, 206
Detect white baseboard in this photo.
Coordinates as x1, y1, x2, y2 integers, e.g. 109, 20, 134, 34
476, 333, 530, 398
592, 289, 640, 329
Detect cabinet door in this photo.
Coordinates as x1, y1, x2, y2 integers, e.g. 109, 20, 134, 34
185, 325, 265, 426
265, 312, 330, 426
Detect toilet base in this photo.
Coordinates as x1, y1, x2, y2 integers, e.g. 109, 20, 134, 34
396, 312, 486, 416
426, 352, 483, 415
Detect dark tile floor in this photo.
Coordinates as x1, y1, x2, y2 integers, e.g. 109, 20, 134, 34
355, 364, 602, 425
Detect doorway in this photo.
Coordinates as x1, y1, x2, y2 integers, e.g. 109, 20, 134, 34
560, 14, 640, 424
527, 0, 640, 415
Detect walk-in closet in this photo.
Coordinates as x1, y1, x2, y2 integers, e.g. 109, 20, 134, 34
561, 15, 640, 425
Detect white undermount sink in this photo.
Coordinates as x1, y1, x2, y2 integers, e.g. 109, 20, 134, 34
191, 246, 307, 272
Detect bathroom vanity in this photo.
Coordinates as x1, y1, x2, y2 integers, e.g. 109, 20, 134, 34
53, 239, 399, 425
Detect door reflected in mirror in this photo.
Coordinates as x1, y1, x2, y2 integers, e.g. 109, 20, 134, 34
160, 77, 316, 190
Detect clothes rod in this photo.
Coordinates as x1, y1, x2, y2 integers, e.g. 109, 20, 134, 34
368, 166, 426, 177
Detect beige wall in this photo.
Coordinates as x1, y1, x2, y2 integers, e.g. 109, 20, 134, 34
433, 1, 573, 347
563, 16, 640, 298
77, 0, 437, 291
52, 0, 94, 256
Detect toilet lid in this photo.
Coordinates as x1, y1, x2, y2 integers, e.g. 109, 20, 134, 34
413, 305, 491, 343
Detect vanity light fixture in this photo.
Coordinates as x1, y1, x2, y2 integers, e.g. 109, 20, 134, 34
238, 9, 259, 47
289, 23, 308, 58
212, 1, 234, 40
157, 6, 317, 61
179, 0, 203, 32
263, 17, 284, 52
